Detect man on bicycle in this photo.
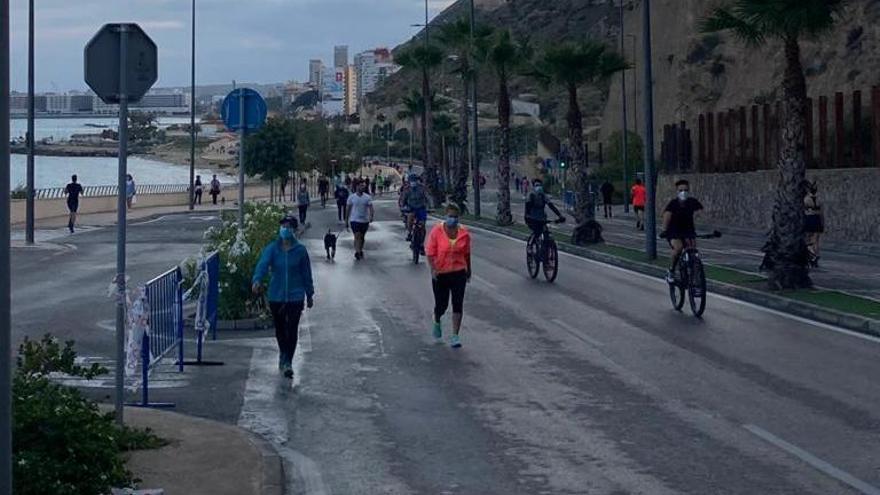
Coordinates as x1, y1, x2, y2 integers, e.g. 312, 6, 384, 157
661, 179, 704, 284
404, 174, 429, 243
524, 179, 565, 252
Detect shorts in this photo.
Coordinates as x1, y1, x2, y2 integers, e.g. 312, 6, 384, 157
67, 199, 79, 213
411, 207, 428, 222
432, 270, 468, 319
634, 205, 645, 212
805, 215, 824, 233
350, 221, 370, 234
666, 233, 696, 247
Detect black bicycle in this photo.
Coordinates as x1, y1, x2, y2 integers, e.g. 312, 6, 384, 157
526, 218, 565, 282
663, 231, 722, 317
411, 218, 426, 264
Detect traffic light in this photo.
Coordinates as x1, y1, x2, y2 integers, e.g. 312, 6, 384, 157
560, 160, 566, 169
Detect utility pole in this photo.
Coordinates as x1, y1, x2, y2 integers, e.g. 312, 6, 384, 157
620, 0, 630, 213
25, 0, 34, 243
469, 0, 481, 217
188, 0, 196, 210
1, 1, 12, 491
423, 0, 435, 201
642, 0, 657, 259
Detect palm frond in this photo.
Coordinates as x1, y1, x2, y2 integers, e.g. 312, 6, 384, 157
701, 7, 764, 45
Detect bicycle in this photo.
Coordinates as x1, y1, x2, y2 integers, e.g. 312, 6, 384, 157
662, 231, 722, 318
526, 218, 565, 282
411, 218, 426, 264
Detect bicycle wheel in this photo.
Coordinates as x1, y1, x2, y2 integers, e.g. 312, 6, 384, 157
412, 227, 424, 264
669, 263, 686, 311
688, 256, 707, 317
543, 239, 559, 283
526, 236, 540, 279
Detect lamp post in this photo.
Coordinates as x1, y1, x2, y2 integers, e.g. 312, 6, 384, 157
642, 0, 657, 259
1, 0, 12, 491
627, 34, 638, 137
25, 0, 34, 243
469, 0, 481, 218
188, 0, 196, 210
619, 0, 630, 214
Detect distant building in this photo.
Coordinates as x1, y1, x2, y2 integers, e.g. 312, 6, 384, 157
9, 92, 47, 115
344, 65, 358, 117
334, 45, 349, 68
353, 47, 400, 102
309, 59, 324, 88
322, 66, 345, 117
93, 91, 189, 115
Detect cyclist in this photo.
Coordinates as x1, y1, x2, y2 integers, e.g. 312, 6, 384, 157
524, 179, 565, 255
661, 179, 704, 284
404, 174, 429, 244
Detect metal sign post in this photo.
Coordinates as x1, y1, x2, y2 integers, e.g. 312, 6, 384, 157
1, 0, 12, 491
238, 89, 245, 228
220, 88, 267, 228
85, 23, 157, 425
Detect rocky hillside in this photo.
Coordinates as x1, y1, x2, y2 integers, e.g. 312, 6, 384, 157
366, 0, 880, 150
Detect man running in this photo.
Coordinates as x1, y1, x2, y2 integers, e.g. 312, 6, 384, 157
64, 174, 84, 233
345, 181, 374, 260
661, 179, 703, 284
631, 178, 646, 231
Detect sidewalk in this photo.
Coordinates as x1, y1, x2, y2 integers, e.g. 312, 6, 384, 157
123, 407, 283, 495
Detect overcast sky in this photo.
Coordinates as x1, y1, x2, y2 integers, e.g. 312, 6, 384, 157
9, 0, 455, 92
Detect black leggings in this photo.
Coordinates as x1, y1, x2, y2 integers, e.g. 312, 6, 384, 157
337, 201, 346, 221
298, 204, 309, 224
432, 270, 468, 321
269, 301, 304, 362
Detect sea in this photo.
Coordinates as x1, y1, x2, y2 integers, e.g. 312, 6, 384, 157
8, 117, 235, 190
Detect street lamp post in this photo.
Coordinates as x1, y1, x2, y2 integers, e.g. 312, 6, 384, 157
642, 0, 657, 259
1, 1, 12, 491
25, 0, 34, 243
469, 0, 481, 218
628, 34, 638, 137
188, 0, 196, 210
619, 0, 630, 214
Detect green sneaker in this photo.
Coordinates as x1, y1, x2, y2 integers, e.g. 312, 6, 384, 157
432, 321, 442, 341
450, 334, 462, 348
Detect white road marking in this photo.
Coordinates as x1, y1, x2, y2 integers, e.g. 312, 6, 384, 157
130, 215, 169, 226
743, 424, 880, 495
468, 224, 880, 345
551, 319, 604, 347
237, 340, 329, 495
472, 274, 498, 290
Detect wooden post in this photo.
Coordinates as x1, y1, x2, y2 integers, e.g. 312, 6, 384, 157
775, 101, 782, 167
763, 104, 770, 169
819, 95, 828, 167
685, 127, 693, 171
718, 112, 725, 172
835, 91, 845, 167
707, 112, 715, 172
679, 121, 687, 171
727, 109, 735, 171
873, 87, 880, 167
853, 90, 863, 168
698, 114, 706, 172
738, 106, 746, 172
805, 97, 814, 167
751, 105, 759, 171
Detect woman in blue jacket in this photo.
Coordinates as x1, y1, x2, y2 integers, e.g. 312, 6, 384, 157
252, 215, 315, 379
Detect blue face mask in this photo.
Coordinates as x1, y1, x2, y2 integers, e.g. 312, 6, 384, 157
445, 216, 460, 228
279, 227, 294, 240
534, 186, 543, 194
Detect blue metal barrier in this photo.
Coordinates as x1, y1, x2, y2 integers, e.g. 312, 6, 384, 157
131, 267, 184, 408
182, 251, 224, 366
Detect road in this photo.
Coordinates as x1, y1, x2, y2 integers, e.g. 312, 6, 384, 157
11, 198, 880, 494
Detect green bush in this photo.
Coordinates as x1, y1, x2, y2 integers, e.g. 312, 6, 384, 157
13, 335, 166, 495
203, 201, 289, 320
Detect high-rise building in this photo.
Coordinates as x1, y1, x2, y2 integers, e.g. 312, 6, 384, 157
334, 45, 349, 68
354, 48, 400, 101
344, 65, 358, 117
309, 59, 324, 88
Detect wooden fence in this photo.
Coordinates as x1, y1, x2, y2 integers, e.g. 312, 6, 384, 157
660, 86, 880, 173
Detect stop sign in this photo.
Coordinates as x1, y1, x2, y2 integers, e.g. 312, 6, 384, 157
84, 23, 158, 104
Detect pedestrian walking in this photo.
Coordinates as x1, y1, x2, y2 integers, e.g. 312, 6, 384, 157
334, 181, 350, 223
193, 175, 203, 206
318, 176, 330, 208
377, 174, 385, 196
522, 177, 530, 199
125, 174, 137, 210
297, 179, 311, 226
600, 180, 615, 218
426, 204, 471, 348
252, 215, 314, 379
370, 175, 378, 196
210, 174, 222, 205
804, 180, 824, 267
345, 181, 374, 260
64, 174, 84, 233
631, 178, 646, 231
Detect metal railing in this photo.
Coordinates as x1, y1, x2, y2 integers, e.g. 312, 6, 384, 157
36, 183, 191, 200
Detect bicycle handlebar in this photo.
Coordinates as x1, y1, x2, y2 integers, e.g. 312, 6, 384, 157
658, 230, 722, 240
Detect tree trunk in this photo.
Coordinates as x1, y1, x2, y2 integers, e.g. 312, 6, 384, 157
766, 37, 812, 289
567, 85, 602, 244
422, 68, 441, 206
496, 72, 513, 226
452, 77, 470, 212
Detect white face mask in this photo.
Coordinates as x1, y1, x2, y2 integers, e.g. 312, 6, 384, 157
677, 191, 689, 201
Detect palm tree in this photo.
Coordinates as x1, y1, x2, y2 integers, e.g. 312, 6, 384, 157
398, 90, 423, 162
487, 29, 529, 226
433, 113, 459, 198
703, 0, 842, 290
531, 40, 627, 244
397, 44, 445, 205
437, 18, 494, 211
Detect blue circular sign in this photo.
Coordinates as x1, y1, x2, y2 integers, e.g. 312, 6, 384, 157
221, 88, 268, 132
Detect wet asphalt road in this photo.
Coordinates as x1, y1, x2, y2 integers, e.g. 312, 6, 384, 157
11, 199, 880, 494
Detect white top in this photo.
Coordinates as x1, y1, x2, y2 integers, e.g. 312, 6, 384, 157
347, 193, 373, 223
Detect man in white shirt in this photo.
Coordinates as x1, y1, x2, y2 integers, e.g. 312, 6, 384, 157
345, 181, 375, 260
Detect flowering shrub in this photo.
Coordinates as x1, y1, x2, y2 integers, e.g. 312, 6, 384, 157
203, 202, 289, 320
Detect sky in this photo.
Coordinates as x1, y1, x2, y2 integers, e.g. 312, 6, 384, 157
9, 0, 456, 93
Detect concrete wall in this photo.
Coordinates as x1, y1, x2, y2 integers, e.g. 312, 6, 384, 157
657, 168, 880, 243
10, 184, 271, 225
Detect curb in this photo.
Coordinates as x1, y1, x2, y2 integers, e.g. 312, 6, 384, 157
243, 430, 286, 495
465, 219, 880, 338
